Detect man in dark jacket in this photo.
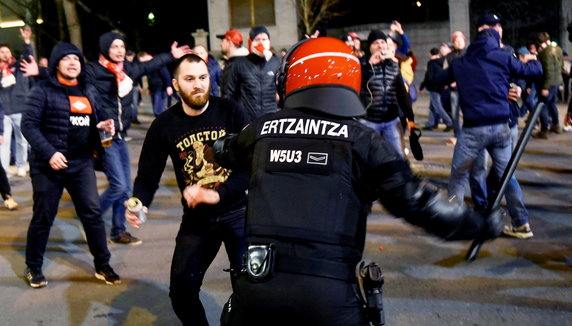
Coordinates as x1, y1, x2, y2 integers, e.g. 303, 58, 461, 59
420, 47, 453, 130
359, 29, 414, 157
22, 43, 120, 288
137, 51, 174, 117
0, 27, 34, 177
125, 54, 249, 325
85, 32, 190, 245
437, 14, 543, 210
213, 37, 502, 326
222, 26, 280, 122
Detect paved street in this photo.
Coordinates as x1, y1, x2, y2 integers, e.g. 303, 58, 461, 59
1, 94, 571, 325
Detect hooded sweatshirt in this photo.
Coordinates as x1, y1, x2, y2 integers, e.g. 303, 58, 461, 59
443, 29, 542, 127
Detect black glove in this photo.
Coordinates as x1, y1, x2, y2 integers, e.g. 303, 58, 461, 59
477, 208, 503, 241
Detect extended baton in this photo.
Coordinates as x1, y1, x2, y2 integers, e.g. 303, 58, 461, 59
466, 101, 545, 262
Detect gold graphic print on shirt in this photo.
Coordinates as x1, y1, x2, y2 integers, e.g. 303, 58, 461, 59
182, 140, 230, 189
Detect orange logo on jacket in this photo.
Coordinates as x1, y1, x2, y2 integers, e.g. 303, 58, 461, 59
69, 96, 93, 114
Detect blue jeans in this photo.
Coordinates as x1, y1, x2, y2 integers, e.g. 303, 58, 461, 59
1, 113, 28, 170
470, 125, 529, 227
170, 207, 247, 325
450, 89, 463, 137
152, 91, 167, 117
426, 91, 453, 128
448, 123, 511, 206
539, 85, 560, 130
361, 117, 403, 157
100, 139, 131, 238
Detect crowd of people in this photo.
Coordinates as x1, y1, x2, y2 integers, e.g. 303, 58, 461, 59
0, 12, 570, 326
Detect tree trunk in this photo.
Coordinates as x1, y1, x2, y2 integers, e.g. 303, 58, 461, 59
62, 0, 82, 50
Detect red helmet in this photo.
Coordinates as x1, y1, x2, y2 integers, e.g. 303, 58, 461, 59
278, 37, 364, 117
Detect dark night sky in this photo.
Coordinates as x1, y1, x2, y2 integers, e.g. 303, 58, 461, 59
34, 0, 561, 60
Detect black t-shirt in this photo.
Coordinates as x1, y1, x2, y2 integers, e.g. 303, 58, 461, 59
65, 84, 96, 159
133, 97, 250, 218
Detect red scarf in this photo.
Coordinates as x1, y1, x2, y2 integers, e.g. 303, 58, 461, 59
98, 54, 127, 86
0, 57, 16, 78
539, 40, 551, 50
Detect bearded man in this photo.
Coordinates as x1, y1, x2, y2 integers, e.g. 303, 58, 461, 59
125, 53, 249, 325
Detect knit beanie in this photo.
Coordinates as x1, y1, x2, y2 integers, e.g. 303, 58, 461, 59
249, 26, 270, 40
367, 30, 387, 45
49, 42, 85, 77
99, 32, 126, 60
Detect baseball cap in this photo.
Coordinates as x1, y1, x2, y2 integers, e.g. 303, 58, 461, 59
516, 46, 530, 55
216, 29, 243, 46
348, 32, 360, 40
477, 13, 502, 27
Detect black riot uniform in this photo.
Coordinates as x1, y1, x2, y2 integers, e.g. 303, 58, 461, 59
215, 37, 502, 326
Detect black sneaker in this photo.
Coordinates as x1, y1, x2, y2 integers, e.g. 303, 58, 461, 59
95, 265, 122, 285
110, 231, 142, 245
25, 267, 47, 288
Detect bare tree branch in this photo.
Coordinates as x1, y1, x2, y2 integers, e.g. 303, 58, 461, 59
295, 0, 344, 35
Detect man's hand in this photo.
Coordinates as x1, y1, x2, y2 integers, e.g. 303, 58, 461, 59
20, 55, 39, 77
125, 202, 148, 228
49, 152, 68, 170
20, 26, 32, 44
508, 85, 522, 102
171, 41, 192, 59
304, 30, 320, 39
407, 120, 416, 133
522, 53, 537, 62
390, 21, 404, 34
96, 119, 115, 136
183, 185, 220, 208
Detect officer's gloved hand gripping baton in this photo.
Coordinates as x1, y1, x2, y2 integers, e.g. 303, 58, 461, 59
466, 102, 545, 262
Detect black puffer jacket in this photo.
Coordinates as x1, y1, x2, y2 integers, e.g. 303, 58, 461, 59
359, 57, 413, 123
22, 43, 103, 169
221, 53, 280, 122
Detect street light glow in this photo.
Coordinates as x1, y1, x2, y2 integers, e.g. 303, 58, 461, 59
148, 12, 155, 20
416, 1, 422, 7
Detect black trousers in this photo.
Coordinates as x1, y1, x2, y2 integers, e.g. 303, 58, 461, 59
224, 272, 364, 326
169, 207, 246, 326
25, 158, 111, 270
0, 162, 11, 199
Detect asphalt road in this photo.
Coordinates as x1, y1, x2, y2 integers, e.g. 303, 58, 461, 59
0, 94, 570, 325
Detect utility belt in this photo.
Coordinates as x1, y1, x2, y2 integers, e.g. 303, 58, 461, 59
242, 243, 355, 282
242, 244, 385, 325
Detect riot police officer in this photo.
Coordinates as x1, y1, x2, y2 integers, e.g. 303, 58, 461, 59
213, 37, 502, 326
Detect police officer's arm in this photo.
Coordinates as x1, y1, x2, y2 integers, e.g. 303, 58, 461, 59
213, 123, 257, 171
367, 136, 501, 240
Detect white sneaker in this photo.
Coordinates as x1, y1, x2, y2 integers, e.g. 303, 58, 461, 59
16, 167, 27, 177
4, 196, 18, 210
503, 223, 533, 239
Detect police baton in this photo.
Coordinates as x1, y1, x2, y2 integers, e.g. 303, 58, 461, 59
466, 101, 545, 262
